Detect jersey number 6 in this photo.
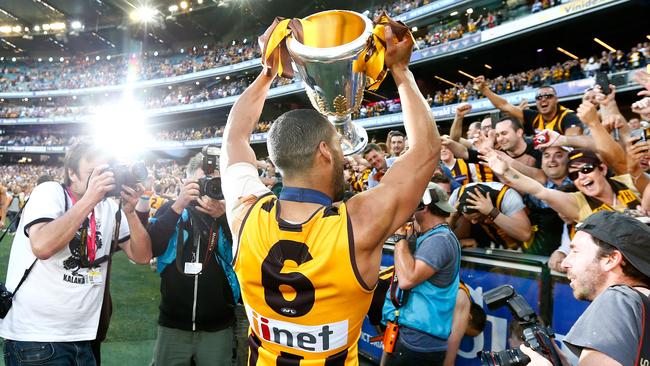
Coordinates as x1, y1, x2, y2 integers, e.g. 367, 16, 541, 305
261, 240, 315, 318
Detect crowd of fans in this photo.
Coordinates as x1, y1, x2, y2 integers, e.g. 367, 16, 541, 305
344, 68, 650, 276
0, 76, 296, 119
356, 39, 649, 118
0, 0, 574, 95
0, 36, 260, 92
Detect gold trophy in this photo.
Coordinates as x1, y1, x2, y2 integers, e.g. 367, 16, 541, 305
260, 10, 411, 155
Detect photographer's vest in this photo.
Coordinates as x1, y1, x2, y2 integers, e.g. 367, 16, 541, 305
450, 159, 494, 186
458, 185, 521, 249
532, 105, 572, 134
382, 224, 460, 340
236, 193, 373, 366
584, 179, 641, 214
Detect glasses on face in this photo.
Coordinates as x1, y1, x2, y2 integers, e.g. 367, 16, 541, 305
535, 93, 556, 101
416, 201, 426, 211
568, 163, 597, 181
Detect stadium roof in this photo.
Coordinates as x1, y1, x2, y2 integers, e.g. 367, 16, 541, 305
0, 0, 379, 56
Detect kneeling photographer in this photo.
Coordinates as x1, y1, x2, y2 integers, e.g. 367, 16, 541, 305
0, 140, 152, 366
514, 211, 650, 366
144, 147, 239, 366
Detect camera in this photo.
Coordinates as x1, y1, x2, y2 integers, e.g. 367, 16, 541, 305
106, 162, 148, 197
0, 282, 14, 319
630, 128, 650, 145
478, 285, 562, 366
198, 145, 223, 200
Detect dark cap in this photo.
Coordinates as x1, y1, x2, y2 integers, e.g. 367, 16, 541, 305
577, 211, 650, 277
568, 149, 601, 166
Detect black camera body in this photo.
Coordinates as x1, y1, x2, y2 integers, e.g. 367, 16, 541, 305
478, 285, 562, 366
199, 145, 223, 200
106, 162, 148, 197
0, 282, 14, 319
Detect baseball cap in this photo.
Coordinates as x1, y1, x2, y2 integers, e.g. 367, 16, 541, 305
422, 182, 456, 214
568, 149, 601, 166
577, 211, 650, 277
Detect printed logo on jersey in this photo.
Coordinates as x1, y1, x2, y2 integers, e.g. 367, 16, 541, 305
246, 305, 348, 353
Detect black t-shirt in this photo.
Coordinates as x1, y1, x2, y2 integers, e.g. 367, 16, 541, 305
523, 107, 582, 136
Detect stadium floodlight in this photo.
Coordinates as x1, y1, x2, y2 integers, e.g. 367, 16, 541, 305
466, 8, 473, 14
37, 58, 42, 62
10, 57, 16, 62
180, 1, 189, 10
48, 57, 53, 62
70, 20, 82, 30
0, 26, 11, 33
153, 51, 158, 56
33, 25, 40, 32
96, 56, 100, 60
91, 96, 151, 159
59, 57, 64, 62
42, 23, 51, 31
450, 11, 458, 16
11, 26, 21, 33
130, 6, 157, 23
197, 0, 203, 4
107, 55, 111, 60
50, 22, 66, 30
169, 4, 178, 12
411, 27, 417, 32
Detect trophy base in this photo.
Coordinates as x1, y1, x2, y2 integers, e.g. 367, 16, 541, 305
329, 116, 368, 156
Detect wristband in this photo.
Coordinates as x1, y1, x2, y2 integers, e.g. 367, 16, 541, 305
140, 195, 151, 201
488, 207, 501, 221
393, 234, 408, 242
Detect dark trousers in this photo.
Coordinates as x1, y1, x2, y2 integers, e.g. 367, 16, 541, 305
383, 339, 446, 366
4, 340, 96, 366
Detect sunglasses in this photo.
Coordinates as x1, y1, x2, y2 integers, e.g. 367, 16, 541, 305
568, 163, 597, 181
535, 93, 556, 101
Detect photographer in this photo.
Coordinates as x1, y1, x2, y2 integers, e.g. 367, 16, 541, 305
520, 211, 650, 366
0, 141, 152, 366
382, 183, 461, 365
145, 151, 238, 366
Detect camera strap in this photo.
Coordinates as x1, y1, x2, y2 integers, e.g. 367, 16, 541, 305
65, 187, 98, 265
175, 208, 219, 276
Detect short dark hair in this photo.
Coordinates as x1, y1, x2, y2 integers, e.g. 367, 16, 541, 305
267, 109, 335, 178
492, 115, 523, 131
537, 85, 557, 95
431, 172, 450, 184
64, 140, 104, 187
469, 302, 487, 333
362, 143, 382, 157
594, 237, 650, 286
387, 130, 405, 139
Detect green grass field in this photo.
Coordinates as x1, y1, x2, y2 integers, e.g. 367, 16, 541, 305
0, 232, 161, 365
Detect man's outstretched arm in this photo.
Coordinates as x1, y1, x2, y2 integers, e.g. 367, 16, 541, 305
348, 27, 439, 282
221, 71, 275, 169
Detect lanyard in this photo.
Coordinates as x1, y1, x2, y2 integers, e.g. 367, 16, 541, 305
66, 187, 97, 263
279, 187, 332, 206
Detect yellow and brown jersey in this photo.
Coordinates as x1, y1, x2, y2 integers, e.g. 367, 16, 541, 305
523, 105, 582, 135
236, 194, 374, 366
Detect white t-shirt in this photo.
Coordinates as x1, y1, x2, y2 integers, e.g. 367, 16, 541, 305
0, 182, 130, 342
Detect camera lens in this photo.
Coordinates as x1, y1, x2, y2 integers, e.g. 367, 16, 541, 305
203, 177, 223, 200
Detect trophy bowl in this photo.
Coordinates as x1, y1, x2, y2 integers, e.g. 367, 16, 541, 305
286, 10, 373, 156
